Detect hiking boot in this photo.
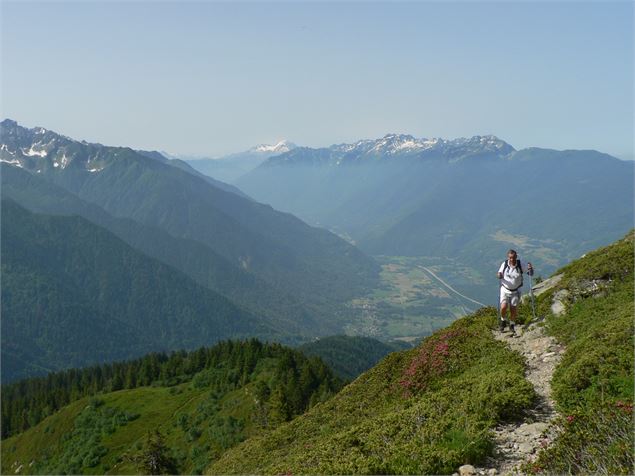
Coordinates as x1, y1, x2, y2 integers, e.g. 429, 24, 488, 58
510, 322, 516, 335
499, 319, 507, 332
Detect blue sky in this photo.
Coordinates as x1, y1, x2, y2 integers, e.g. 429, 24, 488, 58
2, 1, 633, 159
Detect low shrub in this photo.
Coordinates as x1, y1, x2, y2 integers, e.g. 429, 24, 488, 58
524, 401, 634, 475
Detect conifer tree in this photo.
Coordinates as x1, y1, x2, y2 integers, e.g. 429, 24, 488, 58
127, 429, 178, 475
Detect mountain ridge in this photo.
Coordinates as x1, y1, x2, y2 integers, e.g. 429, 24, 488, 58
262, 133, 515, 167
0, 119, 380, 321
1, 199, 273, 383
236, 134, 633, 302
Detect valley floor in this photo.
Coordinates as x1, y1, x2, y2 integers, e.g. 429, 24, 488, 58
346, 256, 487, 341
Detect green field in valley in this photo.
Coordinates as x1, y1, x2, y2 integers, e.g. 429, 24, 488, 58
345, 256, 488, 341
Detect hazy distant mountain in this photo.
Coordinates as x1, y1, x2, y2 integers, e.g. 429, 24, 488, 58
0, 164, 324, 338
185, 140, 297, 183
135, 149, 250, 198
0, 120, 379, 336
1, 199, 272, 383
237, 133, 634, 286
264, 134, 513, 166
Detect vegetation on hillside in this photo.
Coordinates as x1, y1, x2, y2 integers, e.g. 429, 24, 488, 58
298, 335, 408, 381
207, 233, 634, 475
1, 199, 281, 383
207, 309, 535, 474
1, 339, 342, 474
524, 231, 634, 475
1, 164, 327, 341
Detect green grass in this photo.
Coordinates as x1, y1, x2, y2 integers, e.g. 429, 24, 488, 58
523, 231, 634, 475
206, 309, 535, 475
1, 385, 212, 474
1, 341, 342, 475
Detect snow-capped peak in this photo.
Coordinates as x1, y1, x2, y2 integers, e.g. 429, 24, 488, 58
330, 134, 514, 157
252, 140, 296, 154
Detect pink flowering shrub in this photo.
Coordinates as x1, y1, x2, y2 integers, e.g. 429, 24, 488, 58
399, 327, 472, 394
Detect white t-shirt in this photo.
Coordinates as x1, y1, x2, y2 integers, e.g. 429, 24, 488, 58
498, 260, 523, 291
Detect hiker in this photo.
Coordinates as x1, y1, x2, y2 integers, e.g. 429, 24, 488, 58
497, 249, 533, 333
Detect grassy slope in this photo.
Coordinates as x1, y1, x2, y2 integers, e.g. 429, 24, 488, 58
2, 380, 245, 474
1, 351, 338, 475
4, 236, 631, 476
526, 231, 634, 474
207, 309, 535, 475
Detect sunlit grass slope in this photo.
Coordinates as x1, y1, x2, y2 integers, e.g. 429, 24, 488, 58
526, 231, 634, 475
207, 309, 535, 475
1, 341, 341, 475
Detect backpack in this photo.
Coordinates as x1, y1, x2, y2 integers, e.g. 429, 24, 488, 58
502, 259, 523, 290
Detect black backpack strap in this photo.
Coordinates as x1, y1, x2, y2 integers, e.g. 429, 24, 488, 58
517, 259, 523, 274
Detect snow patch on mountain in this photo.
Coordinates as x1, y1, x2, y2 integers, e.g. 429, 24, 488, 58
268, 134, 516, 168
21, 146, 48, 158
0, 158, 23, 168
252, 140, 296, 154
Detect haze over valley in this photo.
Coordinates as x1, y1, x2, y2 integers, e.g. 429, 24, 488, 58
1, 2, 632, 474
2, 120, 632, 383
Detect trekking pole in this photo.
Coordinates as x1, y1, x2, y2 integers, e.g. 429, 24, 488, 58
529, 273, 537, 323
497, 281, 500, 320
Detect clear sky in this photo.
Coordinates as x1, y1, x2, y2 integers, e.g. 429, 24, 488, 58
1, 1, 633, 159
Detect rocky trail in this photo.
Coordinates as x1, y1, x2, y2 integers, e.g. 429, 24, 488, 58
458, 275, 567, 476
488, 321, 564, 474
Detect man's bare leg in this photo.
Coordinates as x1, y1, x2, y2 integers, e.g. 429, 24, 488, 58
500, 301, 508, 331
509, 305, 517, 334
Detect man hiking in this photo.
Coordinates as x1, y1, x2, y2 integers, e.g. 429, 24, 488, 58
497, 249, 533, 334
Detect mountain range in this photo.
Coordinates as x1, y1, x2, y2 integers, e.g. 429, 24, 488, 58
236, 133, 634, 301
1, 199, 271, 381
0, 119, 378, 382
2, 119, 632, 376
183, 140, 296, 183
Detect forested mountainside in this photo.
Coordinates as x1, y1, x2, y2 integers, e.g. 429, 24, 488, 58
135, 149, 250, 199
1, 164, 323, 341
1, 340, 342, 474
0, 119, 380, 334
1, 200, 272, 383
0, 120, 383, 382
298, 335, 410, 381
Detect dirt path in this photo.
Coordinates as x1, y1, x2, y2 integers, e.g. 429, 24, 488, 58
479, 321, 565, 475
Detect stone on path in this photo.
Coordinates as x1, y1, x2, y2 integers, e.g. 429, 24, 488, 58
459, 464, 476, 476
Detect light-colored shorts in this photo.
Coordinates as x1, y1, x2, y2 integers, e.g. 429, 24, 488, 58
500, 287, 521, 307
